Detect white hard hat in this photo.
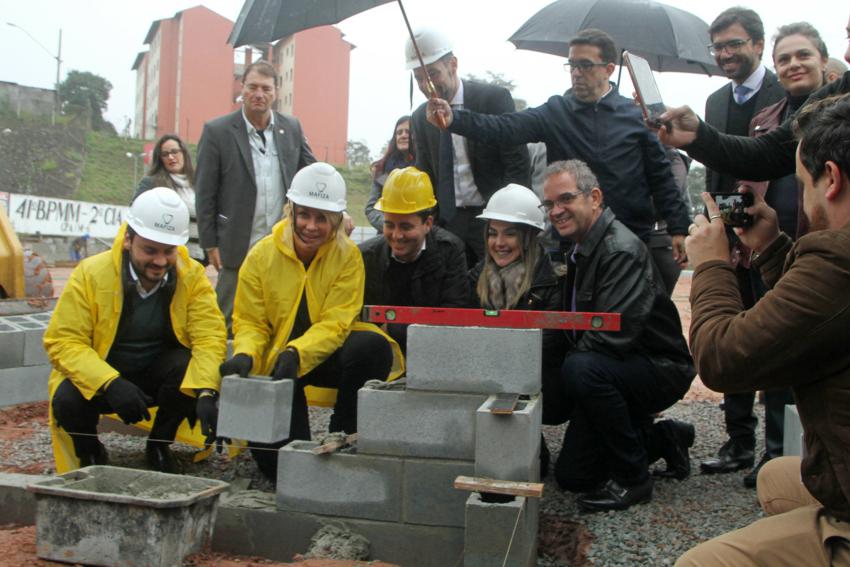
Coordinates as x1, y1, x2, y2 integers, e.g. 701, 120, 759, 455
477, 184, 545, 231
127, 187, 190, 245
287, 162, 347, 212
405, 28, 453, 70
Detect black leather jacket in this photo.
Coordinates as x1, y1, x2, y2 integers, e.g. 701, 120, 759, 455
359, 227, 468, 351
561, 208, 694, 397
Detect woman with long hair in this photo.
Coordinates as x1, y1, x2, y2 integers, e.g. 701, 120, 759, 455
365, 115, 415, 231
469, 184, 566, 475
134, 133, 205, 264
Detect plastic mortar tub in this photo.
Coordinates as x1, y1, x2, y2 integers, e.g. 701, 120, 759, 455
27, 465, 229, 566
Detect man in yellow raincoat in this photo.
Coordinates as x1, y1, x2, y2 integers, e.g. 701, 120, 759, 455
45, 187, 227, 473
219, 162, 403, 483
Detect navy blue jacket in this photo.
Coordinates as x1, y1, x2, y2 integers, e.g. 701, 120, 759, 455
450, 85, 691, 241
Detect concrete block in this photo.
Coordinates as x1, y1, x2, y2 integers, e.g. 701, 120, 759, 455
26, 312, 54, 323
217, 375, 293, 443
464, 492, 538, 567
215, 490, 464, 567
277, 441, 403, 522
0, 472, 52, 525
358, 385, 487, 460
784, 404, 803, 457
0, 364, 51, 407
21, 321, 48, 367
407, 325, 542, 394
403, 458, 474, 527
476, 395, 542, 482
0, 320, 25, 369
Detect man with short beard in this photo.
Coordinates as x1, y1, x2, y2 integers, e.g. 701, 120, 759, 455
678, 92, 850, 567
699, 7, 786, 479
45, 188, 226, 474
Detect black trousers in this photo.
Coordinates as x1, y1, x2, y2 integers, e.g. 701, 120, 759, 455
724, 265, 794, 455
554, 351, 680, 492
250, 331, 393, 482
441, 206, 485, 268
52, 347, 195, 458
648, 231, 682, 297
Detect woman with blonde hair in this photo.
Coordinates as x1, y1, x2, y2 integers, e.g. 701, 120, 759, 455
219, 162, 402, 483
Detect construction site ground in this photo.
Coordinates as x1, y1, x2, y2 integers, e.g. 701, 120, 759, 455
0, 268, 757, 566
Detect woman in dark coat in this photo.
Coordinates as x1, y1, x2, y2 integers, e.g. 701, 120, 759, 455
134, 134, 205, 264
364, 115, 415, 231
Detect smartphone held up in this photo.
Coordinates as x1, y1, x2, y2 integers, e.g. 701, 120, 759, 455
624, 51, 668, 129
711, 192, 754, 228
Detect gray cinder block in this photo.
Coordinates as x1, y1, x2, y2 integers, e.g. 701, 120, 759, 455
476, 395, 542, 482
0, 364, 51, 407
464, 492, 538, 567
357, 385, 487, 460
22, 320, 48, 366
0, 320, 25, 369
783, 404, 803, 457
217, 375, 293, 443
403, 458, 474, 527
215, 492, 464, 567
406, 325, 542, 395
0, 472, 52, 525
277, 441, 403, 522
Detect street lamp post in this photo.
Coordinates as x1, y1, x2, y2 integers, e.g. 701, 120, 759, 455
6, 22, 62, 125
125, 152, 144, 190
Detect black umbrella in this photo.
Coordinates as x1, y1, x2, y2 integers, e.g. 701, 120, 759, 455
229, 0, 394, 47
509, 0, 722, 76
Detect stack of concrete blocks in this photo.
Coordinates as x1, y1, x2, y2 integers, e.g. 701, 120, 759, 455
274, 324, 542, 567
0, 312, 52, 408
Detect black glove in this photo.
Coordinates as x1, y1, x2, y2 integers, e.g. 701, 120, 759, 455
194, 393, 229, 452
272, 348, 299, 381
219, 353, 252, 378
104, 377, 153, 425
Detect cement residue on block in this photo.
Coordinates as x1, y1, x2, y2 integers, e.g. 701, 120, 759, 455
304, 522, 370, 561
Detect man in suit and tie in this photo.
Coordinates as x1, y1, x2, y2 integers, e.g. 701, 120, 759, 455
407, 28, 530, 266
700, 7, 787, 483
196, 61, 316, 329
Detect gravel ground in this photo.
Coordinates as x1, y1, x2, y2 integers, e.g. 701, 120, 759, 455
0, 399, 768, 566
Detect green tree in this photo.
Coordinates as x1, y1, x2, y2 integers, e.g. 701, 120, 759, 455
464, 71, 527, 110
346, 140, 372, 167
59, 70, 113, 132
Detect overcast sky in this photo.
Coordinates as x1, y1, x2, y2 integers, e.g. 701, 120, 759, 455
1, 0, 847, 157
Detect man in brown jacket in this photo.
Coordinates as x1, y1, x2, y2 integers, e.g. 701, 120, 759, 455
676, 94, 850, 565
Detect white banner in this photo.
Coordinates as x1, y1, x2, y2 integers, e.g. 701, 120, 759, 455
7, 194, 129, 239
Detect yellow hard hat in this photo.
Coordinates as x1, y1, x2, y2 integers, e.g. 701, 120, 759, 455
375, 167, 437, 214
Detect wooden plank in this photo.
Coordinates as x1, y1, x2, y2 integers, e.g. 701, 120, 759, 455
312, 433, 358, 455
489, 393, 519, 415
361, 305, 621, 331
453, 476, 544, 498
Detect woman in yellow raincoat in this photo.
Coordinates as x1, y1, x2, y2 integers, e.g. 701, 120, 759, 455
219, 162, 403, 482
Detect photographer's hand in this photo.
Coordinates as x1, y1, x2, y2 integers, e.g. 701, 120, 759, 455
733, 185, 781, 254
685, 192, 731, 268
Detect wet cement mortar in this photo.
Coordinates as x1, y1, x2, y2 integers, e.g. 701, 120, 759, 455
0, 274, 772, 565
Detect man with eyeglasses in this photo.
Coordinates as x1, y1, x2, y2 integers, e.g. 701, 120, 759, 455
539, 160, 695, 512
699, 7, 785, 482
426, 28, 691, 272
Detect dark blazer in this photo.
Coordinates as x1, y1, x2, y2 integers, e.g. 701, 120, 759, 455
195, 109, 316, 269
704, 69, 784, 194
411, 80, 530, 208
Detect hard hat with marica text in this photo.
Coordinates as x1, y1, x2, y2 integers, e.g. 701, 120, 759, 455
287, 162, 347, 212
127, 187, 190, 245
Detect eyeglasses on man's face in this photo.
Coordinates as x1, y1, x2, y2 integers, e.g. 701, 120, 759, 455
542, 190, 585, 212
708, 38, 752, 57
564, 59, 609, 74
